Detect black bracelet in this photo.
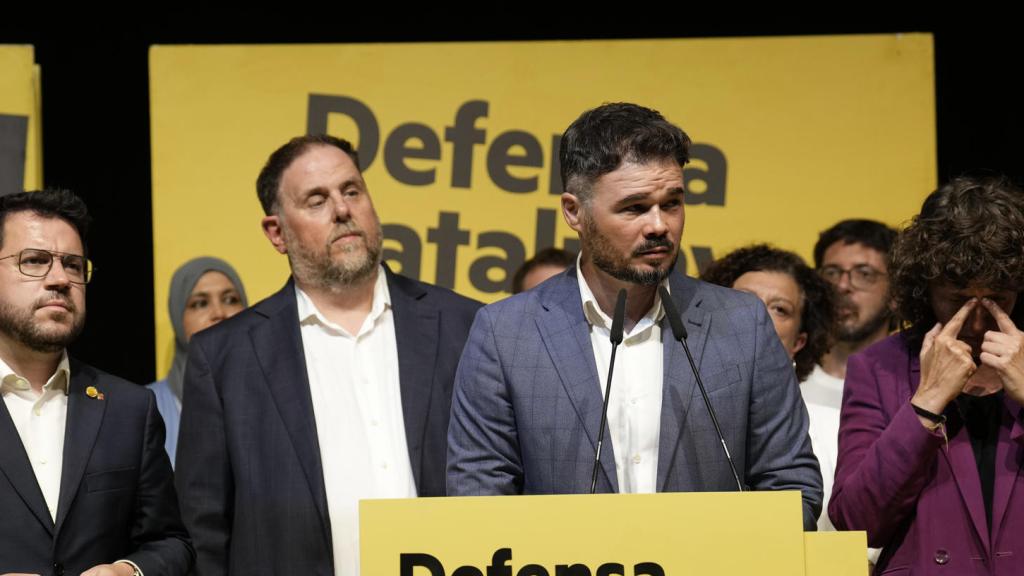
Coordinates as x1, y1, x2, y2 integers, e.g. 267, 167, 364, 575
911, 402, 947, 424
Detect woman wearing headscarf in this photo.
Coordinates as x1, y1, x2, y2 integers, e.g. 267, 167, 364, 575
148, 257, 247, 465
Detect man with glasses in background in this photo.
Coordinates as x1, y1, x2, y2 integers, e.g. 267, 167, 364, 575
814, 219, 897, 382
0, 190, 192, 576
802, 218, 896, 545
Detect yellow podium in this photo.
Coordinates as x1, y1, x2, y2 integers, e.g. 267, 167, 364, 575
362, 491, 865, 575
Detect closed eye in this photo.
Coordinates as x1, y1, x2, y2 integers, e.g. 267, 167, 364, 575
62, 257, 85, 274
23, 255, 51, 266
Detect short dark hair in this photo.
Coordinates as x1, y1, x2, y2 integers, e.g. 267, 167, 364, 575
813, 219, 897, 268
255, 134, 361, 215
891, 175, 1024, 349
559, 102, 691, 202
701, 244, 835, 381
0, 189, 91, 256
512, 247, 574, 294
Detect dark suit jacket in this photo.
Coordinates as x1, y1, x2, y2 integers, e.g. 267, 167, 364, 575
0, 359, 193, 576
830, 335, 1024, 574
176, 268, 481, 575
447, 267, 823, 529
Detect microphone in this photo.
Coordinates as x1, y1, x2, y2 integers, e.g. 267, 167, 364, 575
590, 288, 626, 494
658, 285, 744, 492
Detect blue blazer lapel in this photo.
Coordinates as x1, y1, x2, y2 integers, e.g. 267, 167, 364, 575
248, 280, 331, 545
658, 273, 711, 492
55, 361, 105, 536
0, 393, 54, 534
535, 268, 618, 493
387, 268, 439, 492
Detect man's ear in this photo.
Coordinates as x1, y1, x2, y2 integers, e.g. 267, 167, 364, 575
261, 215, 288, 255
562, 192, 585, 234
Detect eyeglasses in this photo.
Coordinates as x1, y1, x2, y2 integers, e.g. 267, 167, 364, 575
818, 264, 885, 290
0, 248, 94, 284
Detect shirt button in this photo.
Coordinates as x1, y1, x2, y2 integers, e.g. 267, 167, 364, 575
633, 455, 642, 465
631, 399, 638, 406
371, 419, 379, 427
381, 462, 389, 470
934, 549, 950, 565
38, 459, 47, 465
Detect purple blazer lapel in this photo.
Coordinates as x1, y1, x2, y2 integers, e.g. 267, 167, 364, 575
911, 354, 991, 552
990, 397, 1024, 545
943, 422, 992, 553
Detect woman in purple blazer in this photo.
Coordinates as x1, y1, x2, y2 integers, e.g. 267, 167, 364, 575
830, 175, 1024, 575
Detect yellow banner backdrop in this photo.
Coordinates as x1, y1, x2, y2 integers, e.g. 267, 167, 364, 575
0, 45, 43, 196
150, 35, 935, 375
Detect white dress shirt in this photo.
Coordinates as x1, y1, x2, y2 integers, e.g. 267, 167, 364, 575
0, 353, 71, 522
577, 260, 667, 494
801, 364, 843, 532
802, 364, 881, 563
296, 269, 417, 576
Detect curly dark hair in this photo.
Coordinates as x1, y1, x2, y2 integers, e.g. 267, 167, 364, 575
701, 244, 835, 381
891, 175, 1024, 350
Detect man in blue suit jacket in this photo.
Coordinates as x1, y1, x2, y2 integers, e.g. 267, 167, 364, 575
176, 136, 480, 576
447, 103, 822, 529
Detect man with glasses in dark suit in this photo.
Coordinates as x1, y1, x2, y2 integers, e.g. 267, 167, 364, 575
0, 189, 192, 576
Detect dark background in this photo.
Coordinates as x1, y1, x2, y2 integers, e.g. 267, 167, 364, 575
1, 20, 1020, 384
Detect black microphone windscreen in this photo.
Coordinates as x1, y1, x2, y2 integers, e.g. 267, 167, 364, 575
658, 285, 688, 341
610, 289, 626, 345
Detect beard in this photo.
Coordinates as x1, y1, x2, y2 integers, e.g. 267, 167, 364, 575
583, 213, 677, 286
836, 296, 892, 343
284, 220, 384, 291
0, 291, 85, 353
